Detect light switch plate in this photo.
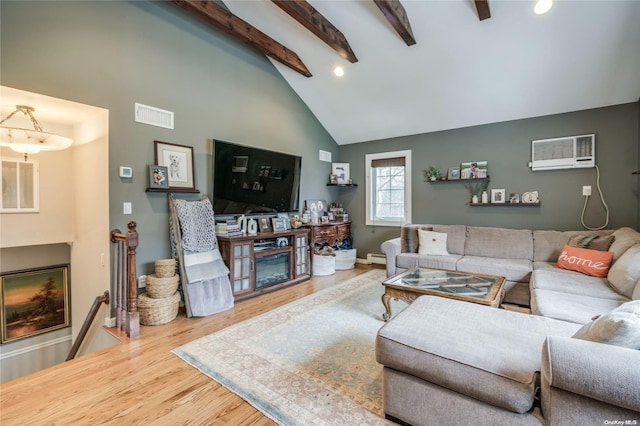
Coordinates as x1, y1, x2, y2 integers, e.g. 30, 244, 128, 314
119, 166, 133, 178
123, 202, 132, 214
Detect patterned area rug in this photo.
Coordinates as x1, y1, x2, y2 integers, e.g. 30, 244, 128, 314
173, 269, 405, 425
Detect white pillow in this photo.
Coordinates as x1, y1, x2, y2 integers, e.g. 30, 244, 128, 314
572, 301, 640, 349
417, 230, 450, 256
608, 244, 640, 298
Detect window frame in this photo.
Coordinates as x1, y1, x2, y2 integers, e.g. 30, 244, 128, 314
1, 157, 40, 213
365, 150, 411, 227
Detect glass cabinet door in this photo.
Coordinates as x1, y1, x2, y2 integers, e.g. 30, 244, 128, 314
295, 234, 309, 276
231, 242, 252, 293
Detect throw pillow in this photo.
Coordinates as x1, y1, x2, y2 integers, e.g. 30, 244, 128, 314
568, 234, 615, 251
572, 301, 640, 349
401, 225, 433, 253
417, 229, 450, 256
607, 245, 640, 298
556, 244, 613, 278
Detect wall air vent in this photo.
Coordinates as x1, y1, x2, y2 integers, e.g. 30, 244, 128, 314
134, 103, 174, 129
530, 134, 595, 171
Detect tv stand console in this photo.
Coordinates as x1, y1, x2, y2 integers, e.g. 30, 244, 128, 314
217, 228, 311, 301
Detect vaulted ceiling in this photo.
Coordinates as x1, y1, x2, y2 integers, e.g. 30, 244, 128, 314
174, 0, 640, 145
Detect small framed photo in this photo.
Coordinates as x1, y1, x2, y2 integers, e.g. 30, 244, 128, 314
1, 265, 71, 343
258, 216, 272, 233
491, 189, 506, 204
277, 212, 292, 230
148, 165, 169, 189
332, 163, 350, 184
154, 140, 195, 190
272, 217, 287, 232
460, 161, 488, 179
447, 167, 460, 180
509, 193, 521, 204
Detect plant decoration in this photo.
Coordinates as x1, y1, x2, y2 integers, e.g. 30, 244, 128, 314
425, 166, 441, 181
465, 179, 489, 198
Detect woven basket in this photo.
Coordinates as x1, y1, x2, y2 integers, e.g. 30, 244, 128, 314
155, 258, 176, 278
146, 273, 179, 299
138, 291, 180, 326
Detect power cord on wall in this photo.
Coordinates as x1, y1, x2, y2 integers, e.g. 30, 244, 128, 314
580, 165, 610, 230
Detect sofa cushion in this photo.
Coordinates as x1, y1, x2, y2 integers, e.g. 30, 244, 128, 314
400, 225, 432, 253
418, 229, 449, 256
530, 289, 628, 324
465, 227, 533, 260
608, 244, 640, 298
396, 253, 462, 272
608, 227, 640, 261
532, 230, 613, 262
556, 245, 613, 278
376, 296, 580, 414
572, 300, 640, 349
531, 269, 622, 300
456, 256, 532, 282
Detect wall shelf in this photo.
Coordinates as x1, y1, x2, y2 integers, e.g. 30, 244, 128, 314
327, 183, 358, 187
468, 202, 540, 207
427, 177, 490, 183
146, 188, 200, 193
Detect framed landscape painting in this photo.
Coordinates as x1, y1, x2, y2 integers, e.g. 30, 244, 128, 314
1, 265, 70, 344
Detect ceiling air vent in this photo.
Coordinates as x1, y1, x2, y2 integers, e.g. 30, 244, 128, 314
530, 134, 595, 171
134, 103, 174, 129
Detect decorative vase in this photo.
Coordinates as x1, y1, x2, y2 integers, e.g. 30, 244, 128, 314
472, 195, 478, 204
238, 215, 247, 234
247, 218, 258, 235
481, 191, 489, 204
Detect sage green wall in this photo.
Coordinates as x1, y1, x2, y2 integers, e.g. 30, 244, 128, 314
1, 0, 338, 274
338, 103, 640, 257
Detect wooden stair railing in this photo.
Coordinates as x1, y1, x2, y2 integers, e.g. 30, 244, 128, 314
66, 291, 110, 361
110, 221, 140, 338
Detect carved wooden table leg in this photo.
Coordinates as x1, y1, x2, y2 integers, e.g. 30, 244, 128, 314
382, 291, 392, 321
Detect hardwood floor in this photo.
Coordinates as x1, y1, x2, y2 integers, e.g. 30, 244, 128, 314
0, 265, 383, 426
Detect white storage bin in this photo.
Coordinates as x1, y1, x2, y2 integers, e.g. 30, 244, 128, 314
335, 249, 356, 270
313, 255, 336, 276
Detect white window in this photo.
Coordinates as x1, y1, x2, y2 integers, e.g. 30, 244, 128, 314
365, 150, 411, 226
1, 158, 39, 213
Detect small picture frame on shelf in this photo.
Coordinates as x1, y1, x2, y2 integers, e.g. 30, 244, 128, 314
509, 193, 521, 204
460, 161, 488, 179
491, 189, 506, 203
148, 165, 169, 189
447, 167, 460, 180
277, 212, 292, 230
258, 216, 272, 233
332, 163, 350, 184
271, 217, 287, 233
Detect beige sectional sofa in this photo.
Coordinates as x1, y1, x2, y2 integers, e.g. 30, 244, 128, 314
377, 225, 640, 425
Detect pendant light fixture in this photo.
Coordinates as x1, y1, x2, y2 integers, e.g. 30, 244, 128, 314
0, 105, 73, 160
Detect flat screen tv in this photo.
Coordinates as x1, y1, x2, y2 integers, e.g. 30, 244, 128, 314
212, 140, 301, 216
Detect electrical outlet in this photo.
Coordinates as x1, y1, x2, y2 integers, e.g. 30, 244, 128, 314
582, 186, 592, 196
138, 275, 147, 288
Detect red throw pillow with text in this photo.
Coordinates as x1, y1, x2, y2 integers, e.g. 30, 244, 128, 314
557, 244, 614, 277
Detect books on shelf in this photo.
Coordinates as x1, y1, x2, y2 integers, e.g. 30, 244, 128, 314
215, 220, 242, 237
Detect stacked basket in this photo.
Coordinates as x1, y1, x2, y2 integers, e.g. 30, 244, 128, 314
139, 259, 180, 326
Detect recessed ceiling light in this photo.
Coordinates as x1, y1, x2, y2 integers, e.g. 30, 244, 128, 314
534, 0, 553, 15
334, 66, 344, 77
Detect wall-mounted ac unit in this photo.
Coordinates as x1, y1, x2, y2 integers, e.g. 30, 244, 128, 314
530, 134, 595, 171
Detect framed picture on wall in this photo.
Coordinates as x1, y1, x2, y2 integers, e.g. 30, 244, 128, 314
1, 265, 71, 344
331, 163, 350, 184
154, 140, 195, 190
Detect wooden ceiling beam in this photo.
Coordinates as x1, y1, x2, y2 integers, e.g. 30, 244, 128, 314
474, 0, 491, 21
272, 0, 357, 63
373, 0, 416, 46
172, 0, 312, 77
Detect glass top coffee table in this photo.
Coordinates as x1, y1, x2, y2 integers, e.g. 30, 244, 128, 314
382, 267, 506, 321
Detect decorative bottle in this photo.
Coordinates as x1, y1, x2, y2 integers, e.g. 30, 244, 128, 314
481, 191, 489, 204
472, 195, 478, 204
